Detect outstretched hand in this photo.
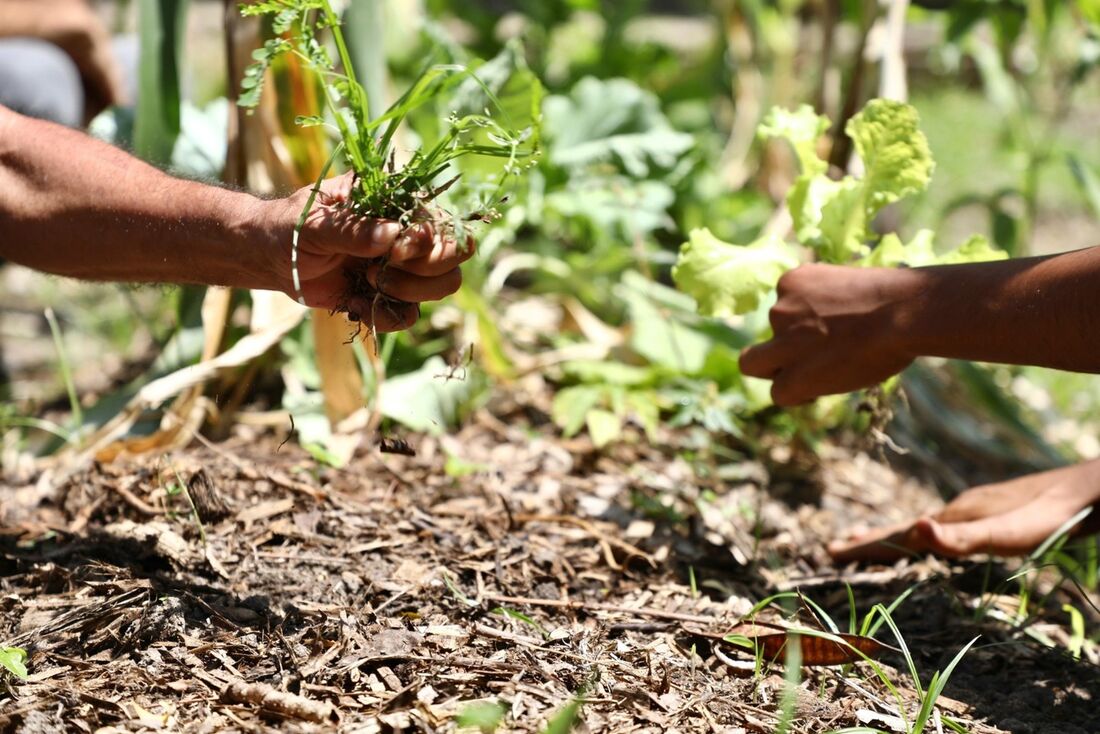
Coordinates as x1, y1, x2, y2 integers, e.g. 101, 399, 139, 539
828, 460, 1100, 562
265, 172, 475, 332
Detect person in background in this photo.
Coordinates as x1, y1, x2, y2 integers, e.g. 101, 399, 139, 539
739, 257, 1100, 562
0, 0, 126, 126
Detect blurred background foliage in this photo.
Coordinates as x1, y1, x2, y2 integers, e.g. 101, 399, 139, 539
3, 0, 1100, 492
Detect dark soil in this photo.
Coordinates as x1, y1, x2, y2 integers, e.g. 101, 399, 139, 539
2, 398, 1099, 733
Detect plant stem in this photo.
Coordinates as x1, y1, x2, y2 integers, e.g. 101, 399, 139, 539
43, 307, 83, 428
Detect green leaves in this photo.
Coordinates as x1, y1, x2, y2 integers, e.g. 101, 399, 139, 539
762, 98, 934, 262
849, 100, 935, 214
543, 77, 694, 177
672, 228, 799, 317
759, 105, 829, 176
240, 38, 292, 110
0, 647, 28, 680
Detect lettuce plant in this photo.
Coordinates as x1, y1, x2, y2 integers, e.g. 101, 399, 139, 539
674, 99, 1006, 319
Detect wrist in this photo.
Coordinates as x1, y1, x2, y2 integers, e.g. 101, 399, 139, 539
866, 266, 932, 361
233, 194, 295, 294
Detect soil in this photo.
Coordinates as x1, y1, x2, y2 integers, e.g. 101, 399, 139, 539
2, 394, 1100, 733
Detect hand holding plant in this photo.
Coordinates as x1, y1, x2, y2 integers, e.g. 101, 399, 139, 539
240, 0, 540, 335
258, 171, 474, 331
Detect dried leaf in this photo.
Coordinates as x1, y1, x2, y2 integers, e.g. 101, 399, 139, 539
736, 631, 888, 667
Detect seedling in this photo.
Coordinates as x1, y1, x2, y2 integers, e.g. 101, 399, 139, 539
0, 646, 28, 681
455, 700, 506, 733
239, 1, 539, 337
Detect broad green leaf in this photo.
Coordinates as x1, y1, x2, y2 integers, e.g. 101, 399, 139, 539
758, 104, 829, 176
620, 279, 712, 373
586, 409, 622, 448
673, 228, 799, 317
860, 230, 936, 268
552, 385, 604, 437
543, 77, 694, 177
562, 361, 657, 387
378, 357, 482, 434
0, 647, 28, 680
547, 177, 676, 238
136, 0, 188, 164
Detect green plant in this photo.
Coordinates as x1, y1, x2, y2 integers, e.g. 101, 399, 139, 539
0, 646, 28, 681
240, 1, 540, 332
455, 700, 506, 733
674, 99, 1006, 324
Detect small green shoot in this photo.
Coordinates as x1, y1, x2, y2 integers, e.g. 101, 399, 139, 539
1063, 603, 1086, 660
541, 669, 598, 734
0, 646, 28, 680
688, 565, 698, 599
493, 607, 548, 639
168, 466, 207, 546
775, 632, 803, 734
455, 700, 506, 733
442, 569, 478, 607
44, 307, 82, 429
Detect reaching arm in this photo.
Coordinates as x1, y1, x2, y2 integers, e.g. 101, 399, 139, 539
739, 248, 1100, 405
0, 105, 470, 331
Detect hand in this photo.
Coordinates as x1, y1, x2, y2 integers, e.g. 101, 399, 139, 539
739, 263, 923, 406
23, 0, 125, 116
828, 460, 1100, 562
263, 172, 475, 332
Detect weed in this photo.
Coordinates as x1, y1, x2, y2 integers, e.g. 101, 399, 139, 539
239, 1, 539, 334
0, 646, 28, 681
455, 700, 505, 733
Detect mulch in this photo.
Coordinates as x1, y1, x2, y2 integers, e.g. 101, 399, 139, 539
2, 399, 1099, 733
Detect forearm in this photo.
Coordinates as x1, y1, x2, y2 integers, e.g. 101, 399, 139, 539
899, 248, 1100, 372
0, 105, 281, 289
0, 3, 40, 38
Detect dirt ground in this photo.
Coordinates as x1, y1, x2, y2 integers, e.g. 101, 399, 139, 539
2, 391, 1100, 733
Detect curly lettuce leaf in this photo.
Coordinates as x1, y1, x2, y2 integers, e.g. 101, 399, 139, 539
758, 105, 830, 176
761, 99, 934, 263
849, 99, 934, 211
936, 234, 1009, 265
673, 228, 800, 317
860, 230, 1007, 268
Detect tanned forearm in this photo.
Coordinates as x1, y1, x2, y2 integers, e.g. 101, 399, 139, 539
0, 105, 282, 289
0, 2, 40, 37
899, 248, 1100, 373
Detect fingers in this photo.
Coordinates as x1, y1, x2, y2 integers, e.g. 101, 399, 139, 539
827, 519, 933, 564
304, 203, 474, 277
739, 337, 800, 380
390, 232, 477, 277
365, 263, 463, 303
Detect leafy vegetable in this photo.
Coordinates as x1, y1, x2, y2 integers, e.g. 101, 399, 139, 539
673, 229, 799, 318
677, 97, 1004, 321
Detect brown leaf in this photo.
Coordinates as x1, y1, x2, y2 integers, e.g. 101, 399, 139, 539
744, 631, 888, 667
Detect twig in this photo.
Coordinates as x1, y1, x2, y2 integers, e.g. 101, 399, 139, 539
222, 679, 336, 723
482, 594, 722, 625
